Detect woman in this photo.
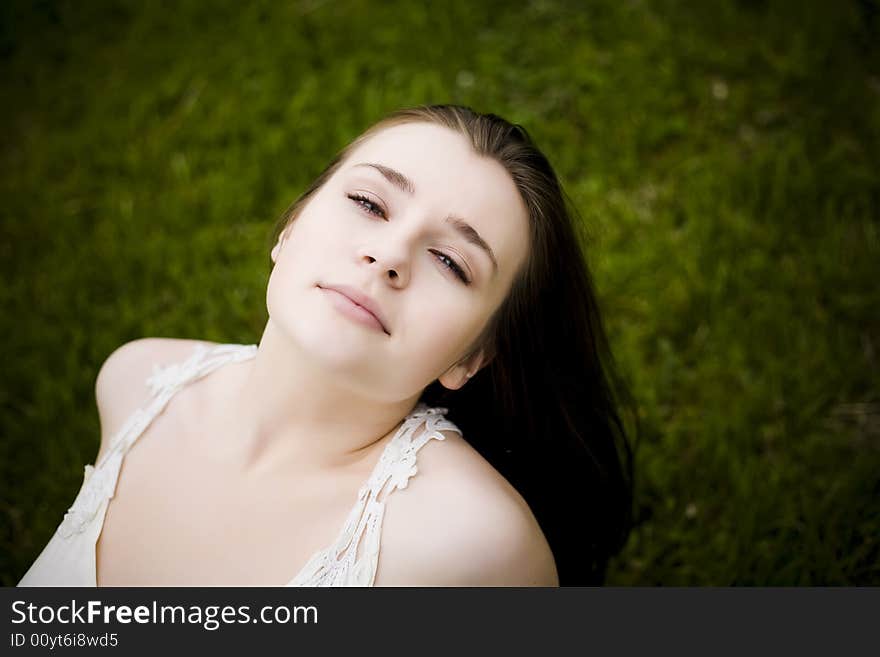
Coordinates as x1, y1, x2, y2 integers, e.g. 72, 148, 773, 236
19, 104, 633, 587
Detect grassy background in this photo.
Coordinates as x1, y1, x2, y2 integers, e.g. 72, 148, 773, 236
1, 0, 877, 585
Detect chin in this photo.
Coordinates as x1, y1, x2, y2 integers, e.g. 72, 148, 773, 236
296, 315, 378, 367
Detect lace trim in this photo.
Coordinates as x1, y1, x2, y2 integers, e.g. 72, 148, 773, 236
288, 406, 461, 586
58, 343, 257, 538
56, 341, 463, 589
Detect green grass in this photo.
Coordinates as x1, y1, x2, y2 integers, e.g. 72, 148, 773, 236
2, 0, 877, 585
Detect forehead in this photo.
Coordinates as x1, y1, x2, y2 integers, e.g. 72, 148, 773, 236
340, 122, 530, 283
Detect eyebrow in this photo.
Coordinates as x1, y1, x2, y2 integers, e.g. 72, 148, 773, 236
352, 162, 499, 276
354, 162, 415, 195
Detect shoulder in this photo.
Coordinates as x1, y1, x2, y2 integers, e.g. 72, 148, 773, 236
374, 428, 559, 587
94, 337, 217, 461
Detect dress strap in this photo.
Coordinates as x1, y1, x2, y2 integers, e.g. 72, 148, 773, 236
144, 343, 258, 400
57, 342, 257, 539
101, 342, 257, 464
287, 405, 462, 586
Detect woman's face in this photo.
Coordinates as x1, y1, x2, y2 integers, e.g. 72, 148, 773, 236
267, 122, 530, 402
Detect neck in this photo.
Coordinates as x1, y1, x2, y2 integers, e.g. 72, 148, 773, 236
208, 320, 421, 477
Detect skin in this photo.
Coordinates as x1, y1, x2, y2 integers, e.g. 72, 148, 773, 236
92, 122, 558, 585
249, 124, 528, 468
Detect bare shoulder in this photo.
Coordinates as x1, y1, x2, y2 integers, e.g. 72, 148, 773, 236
374, 429, 559, 587
94, 337, 217, 462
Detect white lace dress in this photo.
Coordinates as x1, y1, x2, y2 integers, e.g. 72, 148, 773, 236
18, 342, 462, 587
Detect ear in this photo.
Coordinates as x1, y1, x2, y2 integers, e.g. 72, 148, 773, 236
438, 349, 489, 391
270, 229, 289, 264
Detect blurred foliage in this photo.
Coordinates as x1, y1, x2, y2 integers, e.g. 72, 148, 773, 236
1, 0, 878, 585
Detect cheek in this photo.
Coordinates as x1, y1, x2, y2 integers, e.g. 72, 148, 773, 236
270, 217, 337, 285
265, 259, 292, 321
265, 237, 313, 317
401, 299, 490, 372
299, 197, 356, 240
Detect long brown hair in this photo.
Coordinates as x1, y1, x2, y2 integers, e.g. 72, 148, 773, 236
273, 105, 635, 585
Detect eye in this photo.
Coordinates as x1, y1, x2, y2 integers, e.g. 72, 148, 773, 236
347, 193, 386, 219
348, 192, 471, 286
430, 249, 471, 285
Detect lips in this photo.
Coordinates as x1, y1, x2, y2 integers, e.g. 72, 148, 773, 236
318, 284, 390, 335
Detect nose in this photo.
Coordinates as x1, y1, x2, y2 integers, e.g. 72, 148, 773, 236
359, 253, 409, 287
358, 235, 412, 287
